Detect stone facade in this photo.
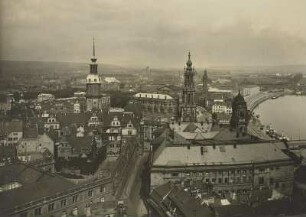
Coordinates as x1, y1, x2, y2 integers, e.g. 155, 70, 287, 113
150, 142, 295, 197
131, 93, 178, 121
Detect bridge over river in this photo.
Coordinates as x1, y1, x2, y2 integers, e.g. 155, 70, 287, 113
245, 91, 287, 140
245, 91, 286, 111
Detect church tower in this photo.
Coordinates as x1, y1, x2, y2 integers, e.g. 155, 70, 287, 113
202, 69, 209, 108
230, 90, 249, 137
86, 39, 102, 112
180, 52, 197, 122
202, 69, 208, 94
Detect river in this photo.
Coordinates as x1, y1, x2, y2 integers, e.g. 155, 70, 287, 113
253, 95, 306, 140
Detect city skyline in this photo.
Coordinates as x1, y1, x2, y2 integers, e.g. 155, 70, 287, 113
1, 0, 306, 68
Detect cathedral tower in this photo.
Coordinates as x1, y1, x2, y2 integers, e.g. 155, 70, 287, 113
180, 52, 197, 122
202, 69, 209, 108
202, 69, 208, 95
230, 90, 249, 137
86, 38, 102, 111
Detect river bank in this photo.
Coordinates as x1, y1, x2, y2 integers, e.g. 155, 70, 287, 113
253, 95, 306, 140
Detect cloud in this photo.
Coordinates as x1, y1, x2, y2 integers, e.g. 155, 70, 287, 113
0, 0, 305, 68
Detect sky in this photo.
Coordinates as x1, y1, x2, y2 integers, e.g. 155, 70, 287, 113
0, 0, 306, 68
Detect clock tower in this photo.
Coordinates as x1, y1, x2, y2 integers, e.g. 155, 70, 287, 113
86, 39, 103, 111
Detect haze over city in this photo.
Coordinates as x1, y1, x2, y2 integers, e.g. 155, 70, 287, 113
1, 0, 306, 68
1, 1, 306, 217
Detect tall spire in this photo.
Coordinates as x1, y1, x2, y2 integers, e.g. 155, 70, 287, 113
91, 38, 97, 63
93, 37, 95, 57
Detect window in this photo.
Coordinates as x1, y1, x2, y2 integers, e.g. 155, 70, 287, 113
34, 207, 41, 216
60, 199, 66, 207
259, 177, 264, 185
72, 195, 78, 203
224, 178, 228, 184
100, 186, 105, 193
88, 190, 93, 197
48, 203, 54, 212
172, 173, 178, 177
270, 178, 274, 185
218, 178, 222, 184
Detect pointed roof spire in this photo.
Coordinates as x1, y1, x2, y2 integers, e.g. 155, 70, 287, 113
188, 51, 191, 60
91, 38, 97, 63
93, 37, 95, 57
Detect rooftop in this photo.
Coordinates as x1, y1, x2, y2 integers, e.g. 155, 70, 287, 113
134, 92, 174, 100
153, 141, 291, 167
0, 163, 75, 213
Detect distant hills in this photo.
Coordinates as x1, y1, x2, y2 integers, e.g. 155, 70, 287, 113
1, 60, 305, 77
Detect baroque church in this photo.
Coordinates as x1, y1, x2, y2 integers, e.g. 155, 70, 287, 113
179, 52, 197, 122
86, 39, 110, 112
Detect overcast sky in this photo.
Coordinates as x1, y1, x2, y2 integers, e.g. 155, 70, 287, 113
0, 0, 305, 68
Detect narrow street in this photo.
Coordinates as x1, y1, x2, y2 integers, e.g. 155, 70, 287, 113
122, 153, 149, 217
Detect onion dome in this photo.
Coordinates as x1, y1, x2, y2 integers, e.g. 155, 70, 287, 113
186, 51, 192, 67
232, 90, 247, 107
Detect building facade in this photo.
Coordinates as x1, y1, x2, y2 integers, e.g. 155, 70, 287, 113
131, 93, 178, 121
150, 140, 295, 198
0, 120, 23, 146
212, 101, 232, 115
